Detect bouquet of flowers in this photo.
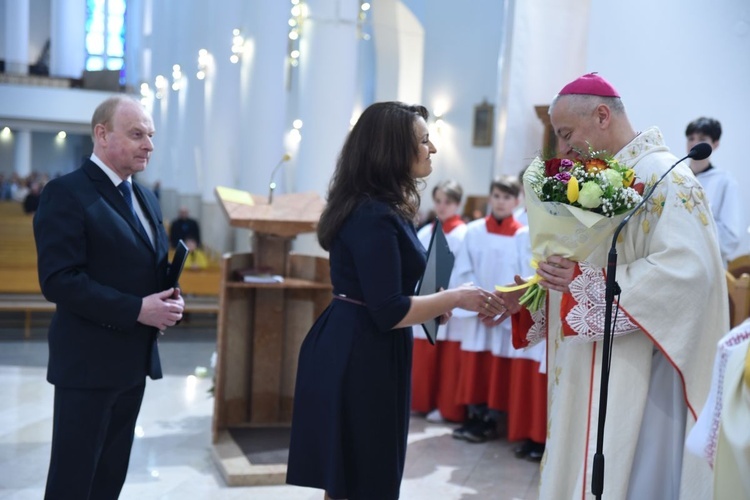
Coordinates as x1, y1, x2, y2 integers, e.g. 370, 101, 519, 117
498, 150, 644, 311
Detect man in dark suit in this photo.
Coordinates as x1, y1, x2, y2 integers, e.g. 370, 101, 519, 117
33, 95, 184, 499
169, 206, 201, 249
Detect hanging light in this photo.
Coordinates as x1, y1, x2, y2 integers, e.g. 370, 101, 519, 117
231, 28, 244, 63
171, 64, 183, 91
197, 49, 209, 79
287, 1, 307, 69
154, 75, 168, 99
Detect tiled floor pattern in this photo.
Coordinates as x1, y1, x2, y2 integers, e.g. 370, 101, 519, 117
0, 317, 539, 499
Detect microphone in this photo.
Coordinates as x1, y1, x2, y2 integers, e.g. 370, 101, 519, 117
610, 142, 712, 246
591, 141, 712, 498
268, 153, 292, 204
688, 141, 712, 161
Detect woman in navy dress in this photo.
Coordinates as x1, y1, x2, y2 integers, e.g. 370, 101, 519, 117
286, 102, 507, 499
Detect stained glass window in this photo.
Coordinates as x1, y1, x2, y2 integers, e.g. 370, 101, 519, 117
85, 0, 127, 83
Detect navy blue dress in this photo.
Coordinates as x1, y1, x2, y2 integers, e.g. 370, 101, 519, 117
287, 200, 426, 499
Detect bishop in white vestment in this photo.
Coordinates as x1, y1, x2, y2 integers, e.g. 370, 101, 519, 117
507, 74, 727, 500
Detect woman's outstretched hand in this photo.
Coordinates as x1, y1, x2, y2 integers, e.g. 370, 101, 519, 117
480, 275, 526, 327
454, 283, 506, 317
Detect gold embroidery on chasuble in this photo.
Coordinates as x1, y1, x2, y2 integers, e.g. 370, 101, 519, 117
671, 172, 711, 226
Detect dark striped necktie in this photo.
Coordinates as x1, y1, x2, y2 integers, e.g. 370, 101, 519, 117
118, 181, 151, 245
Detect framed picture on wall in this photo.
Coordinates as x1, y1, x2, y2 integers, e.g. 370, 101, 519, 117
472, 101, 494, 147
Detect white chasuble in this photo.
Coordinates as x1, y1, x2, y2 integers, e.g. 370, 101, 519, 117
526, 128, 726, 500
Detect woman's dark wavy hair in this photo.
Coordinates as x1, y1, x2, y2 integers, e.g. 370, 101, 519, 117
317, 101, 429, 250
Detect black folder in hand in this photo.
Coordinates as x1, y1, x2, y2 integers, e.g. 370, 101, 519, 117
166, 239, 190, 289
414, 219, 455, 345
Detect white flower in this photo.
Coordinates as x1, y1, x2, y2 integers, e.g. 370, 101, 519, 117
578, 181, 604, 208
602, 168, 623, 187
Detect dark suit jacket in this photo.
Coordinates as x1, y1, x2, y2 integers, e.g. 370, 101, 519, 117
169, 217, 201, 248
34, 160, 169, 389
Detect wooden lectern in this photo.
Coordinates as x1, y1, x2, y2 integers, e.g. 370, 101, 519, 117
211, 187, 331, 486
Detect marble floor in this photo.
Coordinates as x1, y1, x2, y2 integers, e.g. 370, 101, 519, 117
0, 313, 540, 499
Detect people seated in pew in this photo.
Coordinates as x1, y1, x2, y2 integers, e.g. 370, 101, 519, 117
169, 207, 202, 249
183, 238, 209, 270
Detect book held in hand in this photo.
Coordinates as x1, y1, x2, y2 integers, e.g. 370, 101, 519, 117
166, 239, 190, 289
414, 219, 455, 345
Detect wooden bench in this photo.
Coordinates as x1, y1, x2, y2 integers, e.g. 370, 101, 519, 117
0, 294, 55, 339
727, 271, 750, 328
0, 204, 222, 336
0, 293, 219, 339
0, 209, 40, 293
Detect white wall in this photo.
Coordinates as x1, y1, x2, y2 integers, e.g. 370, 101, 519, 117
587, 0, 750, 255
421, 1, 505, 209
0, 84, 116, 130
0, 1, 5, 60
0, 130, 89, 177
31, 132, 89, 176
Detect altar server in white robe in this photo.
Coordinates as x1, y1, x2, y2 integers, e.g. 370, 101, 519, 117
411, 179, 469, 423
502, 73, 726, 500
684, 116, 744, 265
450, 176, 540, 443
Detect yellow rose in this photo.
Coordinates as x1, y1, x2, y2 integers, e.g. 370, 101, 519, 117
567, 176, 579, 203
623, 169, 635, 187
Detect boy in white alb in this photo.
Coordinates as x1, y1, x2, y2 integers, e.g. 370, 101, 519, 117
685, 117, 744, 265
412, 180, 469, 423
451, 176, 542, 443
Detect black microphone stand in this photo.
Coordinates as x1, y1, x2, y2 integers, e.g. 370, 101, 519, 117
591, 144, 710, 498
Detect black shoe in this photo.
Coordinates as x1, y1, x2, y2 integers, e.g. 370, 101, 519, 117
526, 442, 545, 462
452, 415, 481, 440
451, 424, 469, 440
514, 439, 533, 459
464, 420, 499, 443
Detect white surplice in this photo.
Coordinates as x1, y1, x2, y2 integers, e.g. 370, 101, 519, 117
695, 166, 744, 264
520, 128, 727, 500
450, 217, 545, 365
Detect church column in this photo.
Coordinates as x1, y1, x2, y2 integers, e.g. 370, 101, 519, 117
138, 0, 208, 241
237, 2, 290, 196
201, 0, 243, 252
370, 0, 424, 103
4, 0, 30, 75
123, 0, 144, 90
49, 0, 86, 78
139, 0, 174, 207
168, 0, 203, 221
292, 0, 360, 255
14, 130, 32, 178
294, 0, 359, 197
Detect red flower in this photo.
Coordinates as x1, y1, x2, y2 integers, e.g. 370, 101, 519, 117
544, 158, 563, 177
632, 182, 645, 195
